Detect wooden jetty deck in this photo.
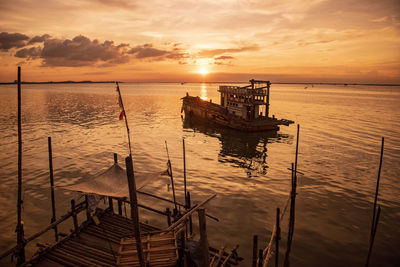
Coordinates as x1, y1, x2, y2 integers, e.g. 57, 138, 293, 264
25, 209, 160, 266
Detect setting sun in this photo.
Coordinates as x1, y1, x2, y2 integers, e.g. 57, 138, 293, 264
199, 67, 208, 75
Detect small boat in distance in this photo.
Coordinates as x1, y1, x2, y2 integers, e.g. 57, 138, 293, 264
181, 79, 294, 131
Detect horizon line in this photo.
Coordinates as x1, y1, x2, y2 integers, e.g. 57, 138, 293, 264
0, 80, 399, 86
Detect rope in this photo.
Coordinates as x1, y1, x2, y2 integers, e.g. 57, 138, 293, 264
260, 191, 292, 267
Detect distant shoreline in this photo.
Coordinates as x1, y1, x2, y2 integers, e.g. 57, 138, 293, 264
0, 81, 399, 86
0, 81, 116, 85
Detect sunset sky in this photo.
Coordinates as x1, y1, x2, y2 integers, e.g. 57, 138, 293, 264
0, 0, 399, 83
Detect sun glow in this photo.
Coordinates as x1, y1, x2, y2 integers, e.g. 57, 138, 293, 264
199, 67, 208, 75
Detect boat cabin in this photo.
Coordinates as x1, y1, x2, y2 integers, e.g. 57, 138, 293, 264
218, 79, 271, 121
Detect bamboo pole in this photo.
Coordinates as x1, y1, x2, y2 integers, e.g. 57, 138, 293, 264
221, 245, 239, 267
252, 235, 258, 267
183, 138, 187, 208
118, 199, 123, 215
258, 249, 263, 267
136, 190, 218, 221
187, 191, 193, 236
275, 208, 280, 267
16, 66, 25, 265
116, 82, 132, 156
370, 137, 384, 239
48, 137, 58, 242
284, 163, 296, 267
125, 155, 145, 267
294, 124, 300, 185
108, 196, 114, 213
366, 206, 381, 267
71, 200, 79, 235
198, 208, 210, 267
165, 141, 178, 211
163, 194, 216, 234
85, 195, 91, 222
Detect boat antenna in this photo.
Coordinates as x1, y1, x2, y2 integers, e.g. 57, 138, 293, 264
116, 82, 132, 157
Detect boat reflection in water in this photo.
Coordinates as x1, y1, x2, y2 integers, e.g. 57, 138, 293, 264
182, 115, 292, 178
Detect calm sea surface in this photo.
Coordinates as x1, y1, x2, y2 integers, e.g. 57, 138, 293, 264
0, 83, 399, 266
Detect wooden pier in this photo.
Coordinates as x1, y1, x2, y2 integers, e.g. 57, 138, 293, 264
26, 209, 159, 266
1, 67, 243, 267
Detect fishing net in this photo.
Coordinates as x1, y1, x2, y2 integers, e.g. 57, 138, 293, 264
63, 162, 163, 198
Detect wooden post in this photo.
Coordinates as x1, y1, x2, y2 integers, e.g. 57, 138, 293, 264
183, 138, 187, 208
118, 199, 123, 215
258, 249, 263, 267
166, 208, 172, 226
275, 208, 280, 267
47, 137, 58, 241
85, 195, 91, 222
294, 124, 300, 185
366, 206, 381, 267
114, 153, 118, 164
198, 208, 209, 267
125, 156, 145, 267
284, 163, 296, 267
252, 235, 258, 267
108, 196, 114, 213
71, 200, 79, 235
371, 137, 384, 239
266, 81, 270, 117
16, 66, 25, 265
187, 191, 193, 236
165, 141, 178, 211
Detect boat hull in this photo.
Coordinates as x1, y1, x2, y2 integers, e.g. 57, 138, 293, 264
181, 96, 292, 132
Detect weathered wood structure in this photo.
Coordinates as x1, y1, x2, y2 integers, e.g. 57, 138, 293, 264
181, 80, 293, 131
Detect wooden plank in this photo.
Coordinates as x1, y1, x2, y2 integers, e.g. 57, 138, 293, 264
62, 241, 115, 264
56, 246, 113, 266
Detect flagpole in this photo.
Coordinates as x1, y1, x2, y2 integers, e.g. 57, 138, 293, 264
116, 82, 132, 157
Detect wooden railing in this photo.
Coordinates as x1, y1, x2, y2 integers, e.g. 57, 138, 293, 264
0, 199, 87, 261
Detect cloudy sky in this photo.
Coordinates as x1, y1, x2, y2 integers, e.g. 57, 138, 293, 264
0, 0, 399, 83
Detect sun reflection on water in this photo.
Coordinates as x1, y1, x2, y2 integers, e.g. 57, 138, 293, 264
200, 84, 207, 100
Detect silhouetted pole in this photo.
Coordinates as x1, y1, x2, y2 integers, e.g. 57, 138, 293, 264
266, 81, 270, 117
48, 137, 58, 242
125, 156, 145, 267
165, 141, 178, 211
116, 82, 132, 157
183, 138, 187, 208
198, 208, 209, 267
284, 163, 296, 267
187, 191, 193, 236
366, 137, 384, 266
294, 124, 300, 184
114, 153, 118, 164
16, 66, 25, 265
366, 206, 381, 267
275, 208, 280, 267
371, 137, 384, 239
252, 235, 258, 267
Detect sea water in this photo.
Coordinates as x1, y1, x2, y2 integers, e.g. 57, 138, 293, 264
0, 83, 399, 266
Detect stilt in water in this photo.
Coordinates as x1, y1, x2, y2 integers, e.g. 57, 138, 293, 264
48, 137, 58, 241
252, 235, 258, 267
198, 208, 210, 267
275, 208, 280, 267
165, 141, 178, 211
365, 137, 385, 267
126, 155, 145, 267
16, 66, 25, 265
183, 138, 187, 208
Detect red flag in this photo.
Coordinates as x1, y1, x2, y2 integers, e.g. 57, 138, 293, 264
119, 110, 125, 120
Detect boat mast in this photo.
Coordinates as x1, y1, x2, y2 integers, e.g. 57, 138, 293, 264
116, 82, 132, 157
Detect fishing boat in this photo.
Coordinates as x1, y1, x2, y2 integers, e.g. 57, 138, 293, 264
181, 79, 294, 131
